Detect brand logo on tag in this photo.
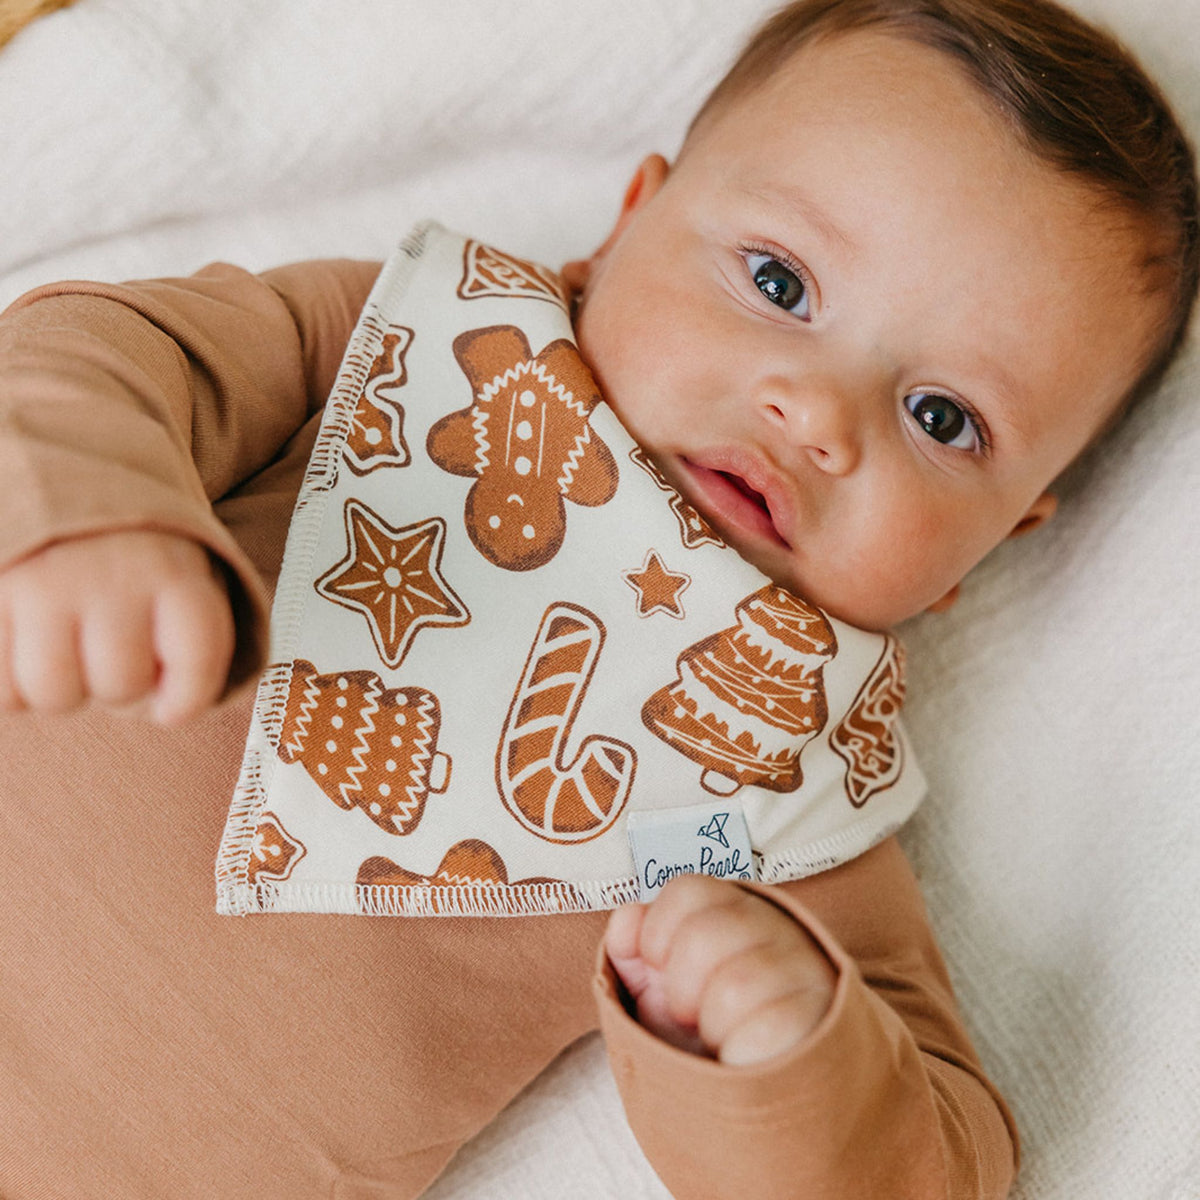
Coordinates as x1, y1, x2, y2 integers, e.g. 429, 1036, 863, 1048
627, 800, 756, 901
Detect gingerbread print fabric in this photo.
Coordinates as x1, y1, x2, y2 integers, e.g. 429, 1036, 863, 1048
217, 223, 926, 917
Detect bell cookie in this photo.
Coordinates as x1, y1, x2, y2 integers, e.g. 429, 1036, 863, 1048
497, 603, 636, 843
427, 324, 618, 571
643, 585, 837, 794
275, 659, 450, 835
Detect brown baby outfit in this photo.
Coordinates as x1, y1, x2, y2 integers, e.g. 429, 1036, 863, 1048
0, 242, 1017, 1198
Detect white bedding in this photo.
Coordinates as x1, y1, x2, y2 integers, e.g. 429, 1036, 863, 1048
2, 2, 1197, 1197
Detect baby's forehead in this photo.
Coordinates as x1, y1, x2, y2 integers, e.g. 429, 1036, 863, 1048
683, 28, 977, 150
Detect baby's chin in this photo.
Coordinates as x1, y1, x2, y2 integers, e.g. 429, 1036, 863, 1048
731, 544, 914, 632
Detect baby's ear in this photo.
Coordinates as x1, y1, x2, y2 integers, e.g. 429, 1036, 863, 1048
568, 155, 671, 292
1008, 491, 1058, 539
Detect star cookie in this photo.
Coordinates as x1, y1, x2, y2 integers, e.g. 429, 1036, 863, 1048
315, 501, 470, 668
622, 549, 690, 619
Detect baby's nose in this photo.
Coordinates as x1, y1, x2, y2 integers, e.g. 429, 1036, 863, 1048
755, 375, 861, 475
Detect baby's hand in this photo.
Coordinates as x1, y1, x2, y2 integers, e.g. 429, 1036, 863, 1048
605, 874, 837, 1066
0, 531, 235, 724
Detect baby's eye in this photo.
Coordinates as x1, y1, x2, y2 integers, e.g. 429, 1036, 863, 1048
745, 252, 811, 319
904, 392, 980, 452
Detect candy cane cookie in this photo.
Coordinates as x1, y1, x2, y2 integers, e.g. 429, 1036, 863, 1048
497, 603, 635, 843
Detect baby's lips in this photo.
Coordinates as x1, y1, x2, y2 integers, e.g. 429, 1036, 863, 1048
680, 452, 796, 551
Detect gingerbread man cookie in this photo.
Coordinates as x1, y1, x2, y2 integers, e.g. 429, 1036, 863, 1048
831, 636, 907, 806
643, 586, 837, 794
275, 659, 450, 836
427, 325, 619, 571
357, 840, 588, 914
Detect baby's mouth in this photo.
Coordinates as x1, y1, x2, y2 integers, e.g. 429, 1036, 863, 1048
717, 470, 770, 514
679, 458, 792, 549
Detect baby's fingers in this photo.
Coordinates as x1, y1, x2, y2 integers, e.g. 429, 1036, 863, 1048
149, 568, 235, 725
9, 605, 86, 714
714, 992, 829, 1068
697, 940, 834, 1066
79, 601, 158, 710
636, 876, 761, 1023
605, 902, 653, 997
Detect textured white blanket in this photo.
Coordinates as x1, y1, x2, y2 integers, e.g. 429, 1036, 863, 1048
2, 2, 1197, 1197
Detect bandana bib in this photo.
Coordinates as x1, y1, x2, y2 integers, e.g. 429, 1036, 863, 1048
216, 222, 925, 917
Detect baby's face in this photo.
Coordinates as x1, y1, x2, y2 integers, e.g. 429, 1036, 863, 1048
571, 30, 1163, 630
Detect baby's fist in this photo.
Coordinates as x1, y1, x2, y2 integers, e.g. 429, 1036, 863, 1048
0, 530, 234, 724
605, 874, 837, 1066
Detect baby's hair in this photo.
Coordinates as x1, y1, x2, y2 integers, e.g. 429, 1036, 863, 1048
687, 0, 1200, 414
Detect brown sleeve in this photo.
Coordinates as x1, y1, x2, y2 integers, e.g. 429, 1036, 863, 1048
0, 257, 380, 684
593, 836, 1018, 1200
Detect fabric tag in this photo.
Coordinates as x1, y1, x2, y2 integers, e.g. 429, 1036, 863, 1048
627, 800, 757, 901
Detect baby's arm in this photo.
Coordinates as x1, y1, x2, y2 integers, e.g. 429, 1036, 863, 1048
597, 837, 1017, 1199
0, 258, 380, 710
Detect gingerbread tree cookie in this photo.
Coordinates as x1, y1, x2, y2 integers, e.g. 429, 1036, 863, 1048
642, 586, 837, 794
427, 324, 619, 571
274, 659, 450, 836
831, 636, 907, 806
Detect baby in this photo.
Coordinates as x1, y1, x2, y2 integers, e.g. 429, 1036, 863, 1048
0, 0, 1195, 1198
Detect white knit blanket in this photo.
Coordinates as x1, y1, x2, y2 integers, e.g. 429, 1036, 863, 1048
2, 3, 1197, 1197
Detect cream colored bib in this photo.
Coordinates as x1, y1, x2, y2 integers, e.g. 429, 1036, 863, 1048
216, 223, 924, 917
